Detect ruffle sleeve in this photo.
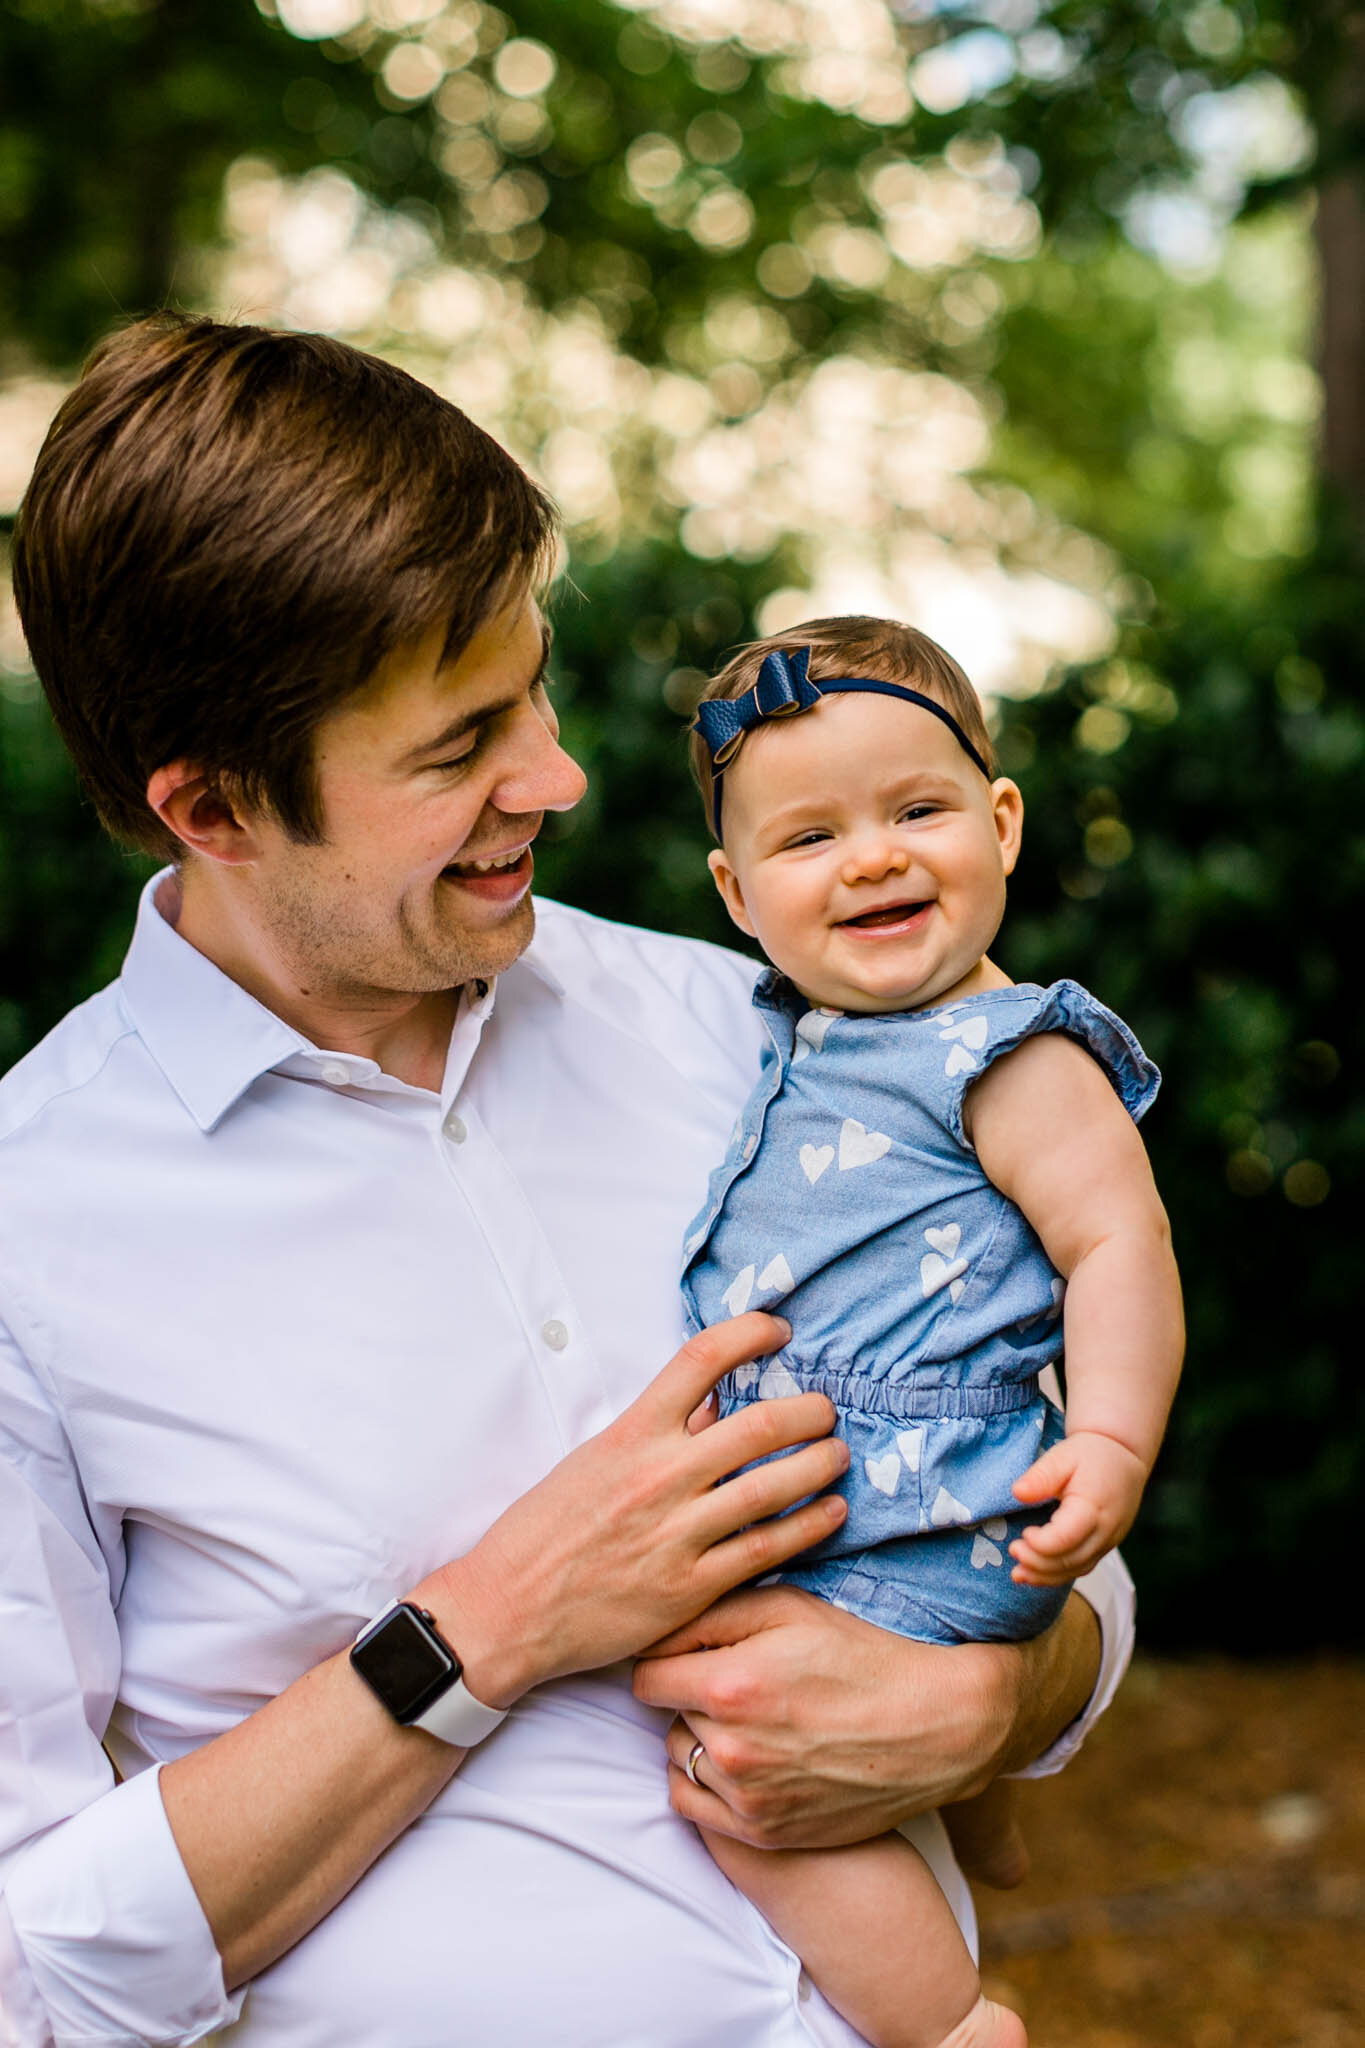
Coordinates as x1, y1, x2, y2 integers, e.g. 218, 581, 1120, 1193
938, 979, 1160, 1148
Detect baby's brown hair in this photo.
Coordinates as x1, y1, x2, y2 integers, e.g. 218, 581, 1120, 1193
689, 616, 995, 839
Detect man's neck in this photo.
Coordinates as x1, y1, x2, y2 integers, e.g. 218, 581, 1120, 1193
160, 869, 460, 1095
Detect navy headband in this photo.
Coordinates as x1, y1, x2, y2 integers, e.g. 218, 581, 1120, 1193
691, 645, 992, 839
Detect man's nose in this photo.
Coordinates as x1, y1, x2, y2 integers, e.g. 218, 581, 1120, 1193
493, 705, 588, 816
840, 832, 910, 888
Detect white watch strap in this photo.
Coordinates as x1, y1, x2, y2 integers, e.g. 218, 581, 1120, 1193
353, 1599, 508, 1749
412, 1675, 508, 1747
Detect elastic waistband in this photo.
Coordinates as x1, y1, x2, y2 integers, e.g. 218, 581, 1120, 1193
730, 1366, 1042, 1421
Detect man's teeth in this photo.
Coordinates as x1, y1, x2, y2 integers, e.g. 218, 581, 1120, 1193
450, 848, 525, 874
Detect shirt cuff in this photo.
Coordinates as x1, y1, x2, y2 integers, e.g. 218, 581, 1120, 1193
0, 1764, 244, 2046
1007, 1545, 1135, 1780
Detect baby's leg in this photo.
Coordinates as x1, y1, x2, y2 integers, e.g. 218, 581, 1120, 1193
702, 1825, 1025, 2048
941, 1781, 1030, 1890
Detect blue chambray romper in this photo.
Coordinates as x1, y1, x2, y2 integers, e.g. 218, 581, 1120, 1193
681, 977, 1160, 1647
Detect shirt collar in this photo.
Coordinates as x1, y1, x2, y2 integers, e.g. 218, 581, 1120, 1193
119, 871, 314, 1133
119, 870, 565, 1133
751, 967, 801, 1015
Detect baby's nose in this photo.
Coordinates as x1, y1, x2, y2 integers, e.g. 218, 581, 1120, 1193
841, 836, 910, 886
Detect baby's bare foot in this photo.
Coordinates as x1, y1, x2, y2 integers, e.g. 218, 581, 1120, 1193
935, 1993, 1027, 2048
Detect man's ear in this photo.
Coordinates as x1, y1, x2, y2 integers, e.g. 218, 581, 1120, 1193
991, 777, 1024, 878
707, 847, 757, 939
145, 762, 262, 866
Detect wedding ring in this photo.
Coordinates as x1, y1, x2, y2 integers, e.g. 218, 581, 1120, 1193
684, 1738, 706, 1787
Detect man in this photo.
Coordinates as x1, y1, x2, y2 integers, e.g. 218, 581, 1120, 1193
0, 316, 1130, 2046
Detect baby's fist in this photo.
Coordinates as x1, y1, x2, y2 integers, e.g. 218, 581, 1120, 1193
1008, 1431, 1147, 1586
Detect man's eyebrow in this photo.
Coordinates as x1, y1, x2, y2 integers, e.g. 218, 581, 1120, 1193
399, 620, 553, 767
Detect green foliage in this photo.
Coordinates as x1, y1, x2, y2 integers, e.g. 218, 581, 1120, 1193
989, 556, 1363, 1649
0, 675, 152, 1075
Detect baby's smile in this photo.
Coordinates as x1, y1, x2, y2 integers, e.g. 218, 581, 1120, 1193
836, 898, 934, 933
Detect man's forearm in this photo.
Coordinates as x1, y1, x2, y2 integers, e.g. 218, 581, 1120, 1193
161, 1643, 464, 1989
987, 1589, 1102, 1779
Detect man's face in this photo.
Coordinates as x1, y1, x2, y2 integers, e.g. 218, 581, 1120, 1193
245, 587, 587, 1000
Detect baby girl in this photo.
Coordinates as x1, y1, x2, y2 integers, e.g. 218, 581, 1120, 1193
679, 617, 1183, 2048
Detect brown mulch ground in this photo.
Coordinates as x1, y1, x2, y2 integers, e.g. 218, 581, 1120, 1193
975, 1657, 1365, 2048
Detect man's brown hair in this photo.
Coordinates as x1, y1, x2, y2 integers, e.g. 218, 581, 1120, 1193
688, 615, 995, 838
12, 314, 558, 859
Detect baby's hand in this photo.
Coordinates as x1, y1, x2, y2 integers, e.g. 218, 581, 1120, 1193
1008, 1431, 1148, 1586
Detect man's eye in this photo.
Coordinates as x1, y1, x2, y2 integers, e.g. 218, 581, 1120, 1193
432, 727, 493, 774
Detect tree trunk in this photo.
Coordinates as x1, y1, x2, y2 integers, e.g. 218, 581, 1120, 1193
1308, 5, 1365, 546
1315, 170, 1365, 528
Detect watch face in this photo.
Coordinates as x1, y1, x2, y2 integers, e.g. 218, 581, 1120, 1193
351, 1605, 457, 1720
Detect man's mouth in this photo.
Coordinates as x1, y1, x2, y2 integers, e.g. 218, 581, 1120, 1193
838, 899, 931, 932
439, 843, 535, 900
442, 845, 531, 878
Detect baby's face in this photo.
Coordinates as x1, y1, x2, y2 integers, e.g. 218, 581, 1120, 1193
708, 690, 1023, 1015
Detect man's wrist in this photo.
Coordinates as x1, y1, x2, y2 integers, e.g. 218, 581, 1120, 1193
409, 1553, 543, 1711
935, 1636, 1031, 1795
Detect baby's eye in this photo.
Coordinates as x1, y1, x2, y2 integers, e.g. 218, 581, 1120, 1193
786, 829, 832, 848
899, 803, 938, 822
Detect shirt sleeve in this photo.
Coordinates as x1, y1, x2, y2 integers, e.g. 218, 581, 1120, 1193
0, 1320, 244, 2046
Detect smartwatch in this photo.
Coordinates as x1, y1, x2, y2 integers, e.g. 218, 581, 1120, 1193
350, 1599, 507, 1747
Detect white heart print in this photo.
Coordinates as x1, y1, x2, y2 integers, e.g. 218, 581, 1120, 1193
758, 1362, 802, 1400
939, 1015, 988, 1049
757, 1253, 794, 1295
838, 1119, 892, 1171
896, 1427, 924, 1473
982, 1517, 1009, 1540
800, 1143, 834, 1185
920, 1252, 969, 1299
924, 1223, 961, 1259
792, 1009, 836, 1064
930, 1485, 971, 1527
944, 1043, 977, 1079
722, 1265, 755, 1316
865, 1451, 901, 1496
971, 1533, 1004, 1570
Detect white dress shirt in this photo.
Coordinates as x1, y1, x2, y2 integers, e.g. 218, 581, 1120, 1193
0, 874, 1133, 2048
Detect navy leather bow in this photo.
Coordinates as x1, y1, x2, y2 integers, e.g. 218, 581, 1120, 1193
691, 644, 992, 838
692, 647, 822, 770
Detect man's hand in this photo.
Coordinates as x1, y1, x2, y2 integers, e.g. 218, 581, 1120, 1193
633, 1585, 1101, 1850
427, 1315, 849, 1708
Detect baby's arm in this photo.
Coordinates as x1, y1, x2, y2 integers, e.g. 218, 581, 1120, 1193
963, 1033, 1183, 1586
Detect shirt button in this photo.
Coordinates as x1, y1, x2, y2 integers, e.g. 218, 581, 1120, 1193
320, 1062, 351, 1086
443, 1110, 468, 1144
541, 1319, 569, 1351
